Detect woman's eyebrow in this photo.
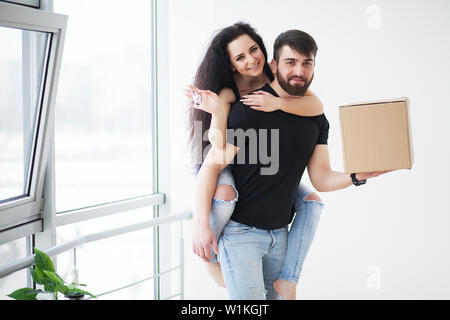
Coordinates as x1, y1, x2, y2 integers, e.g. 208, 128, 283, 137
234, 44, 258, 60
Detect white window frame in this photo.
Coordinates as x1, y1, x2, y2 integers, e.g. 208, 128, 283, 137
0, 2, 67, 244
0, 0, 40, 9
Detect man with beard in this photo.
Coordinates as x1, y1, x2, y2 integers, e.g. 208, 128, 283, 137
219, 29, 389, 300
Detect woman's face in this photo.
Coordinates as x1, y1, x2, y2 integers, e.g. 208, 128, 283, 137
227, 34, 265, 77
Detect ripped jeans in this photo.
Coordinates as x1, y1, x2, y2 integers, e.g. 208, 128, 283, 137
201, 164, 323, 285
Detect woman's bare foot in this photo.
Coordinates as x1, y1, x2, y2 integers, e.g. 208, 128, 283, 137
273, 279, 296, 300
205, 261, 226, 288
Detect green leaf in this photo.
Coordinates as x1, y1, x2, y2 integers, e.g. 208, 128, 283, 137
34, 248, 55, 273
42, 270, 65, 285
30, 268, 44, 285
7, 288, 43, 300
55, 284, 70, 295
40, 270, 65, 292
69, 282, 87, 287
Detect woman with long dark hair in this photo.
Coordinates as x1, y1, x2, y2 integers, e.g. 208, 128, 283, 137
186, 22, 324, 299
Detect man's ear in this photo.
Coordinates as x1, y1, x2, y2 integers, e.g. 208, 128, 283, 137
270, 59, 277, 75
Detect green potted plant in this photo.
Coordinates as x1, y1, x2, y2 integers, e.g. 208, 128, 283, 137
7, 248, 95, 300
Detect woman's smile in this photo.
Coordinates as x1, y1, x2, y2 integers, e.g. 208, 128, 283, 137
247, 61, 261, 71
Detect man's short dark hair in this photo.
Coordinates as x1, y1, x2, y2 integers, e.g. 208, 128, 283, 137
273, 30, 318, 62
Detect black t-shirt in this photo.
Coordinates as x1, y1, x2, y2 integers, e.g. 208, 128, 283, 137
227, 83, 329, 230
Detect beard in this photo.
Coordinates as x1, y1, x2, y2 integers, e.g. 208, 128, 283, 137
277, 70, 314, 96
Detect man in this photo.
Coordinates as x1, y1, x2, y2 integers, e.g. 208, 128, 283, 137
214, 29, 389, 300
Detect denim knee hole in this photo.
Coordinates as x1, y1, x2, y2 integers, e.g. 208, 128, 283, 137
303, 192, 324, 206
213, 184, 238, 204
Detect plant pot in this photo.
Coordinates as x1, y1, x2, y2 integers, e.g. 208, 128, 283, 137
64, 292, 85, 300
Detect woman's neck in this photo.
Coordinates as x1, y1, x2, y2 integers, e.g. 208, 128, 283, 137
233, 72, 269, 96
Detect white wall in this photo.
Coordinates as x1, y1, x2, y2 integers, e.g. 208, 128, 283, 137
167, 0, 450, 299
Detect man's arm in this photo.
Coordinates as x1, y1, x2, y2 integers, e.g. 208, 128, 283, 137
307, 145, 389, 192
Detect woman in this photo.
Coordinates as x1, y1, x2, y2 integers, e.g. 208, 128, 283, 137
186, 22, 324, 300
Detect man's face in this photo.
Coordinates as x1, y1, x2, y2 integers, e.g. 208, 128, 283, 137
273, 45, 315, 96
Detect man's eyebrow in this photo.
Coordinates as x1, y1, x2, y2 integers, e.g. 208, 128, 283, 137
284, 57, 314, 62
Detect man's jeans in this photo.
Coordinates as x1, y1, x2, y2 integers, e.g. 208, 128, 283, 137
218, 220, 288, 300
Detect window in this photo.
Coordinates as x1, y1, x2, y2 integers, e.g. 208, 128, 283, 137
0, 27, 50, 203
0, 0, 39, 9
0, 1, 175, 299
50, 1, 164, 299
53, 0, 154, 214
0, 238, 28, 296
0, 2, 67, 244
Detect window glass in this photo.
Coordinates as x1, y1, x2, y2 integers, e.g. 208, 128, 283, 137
0, 26, 50, 203
53, 0, 153, 213
0, 237, 28, 297
56, 208, 155, 299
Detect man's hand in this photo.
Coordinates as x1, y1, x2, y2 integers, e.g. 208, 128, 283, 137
192, 223, 219, 262
307, 145, 396, 192
355, 170, 392, 181
241, 91, 280, 112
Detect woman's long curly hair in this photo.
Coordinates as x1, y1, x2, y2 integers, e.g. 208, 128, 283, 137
187, 22, 273, 170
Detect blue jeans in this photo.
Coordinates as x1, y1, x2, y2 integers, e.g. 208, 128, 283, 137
218, 220, 288, 300
199, 164, 324, 282
279, 183, 324, 282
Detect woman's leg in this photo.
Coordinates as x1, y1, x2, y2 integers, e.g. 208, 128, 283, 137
194, 145, 239, 287
274, 182, 324, 299
209, 165, 238, 258
204, 165, 237, 287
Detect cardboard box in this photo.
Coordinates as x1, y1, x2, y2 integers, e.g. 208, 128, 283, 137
339, 97, 413, 173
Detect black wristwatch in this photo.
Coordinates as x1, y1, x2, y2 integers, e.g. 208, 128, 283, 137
351, 173, 367, 186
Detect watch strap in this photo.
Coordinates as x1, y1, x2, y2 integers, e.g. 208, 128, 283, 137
351, 173, 367, 186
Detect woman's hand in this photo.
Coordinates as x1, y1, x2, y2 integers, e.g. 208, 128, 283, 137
241, 91, 280, 112
184, 84, 222, 115
192, 223, 219, 262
